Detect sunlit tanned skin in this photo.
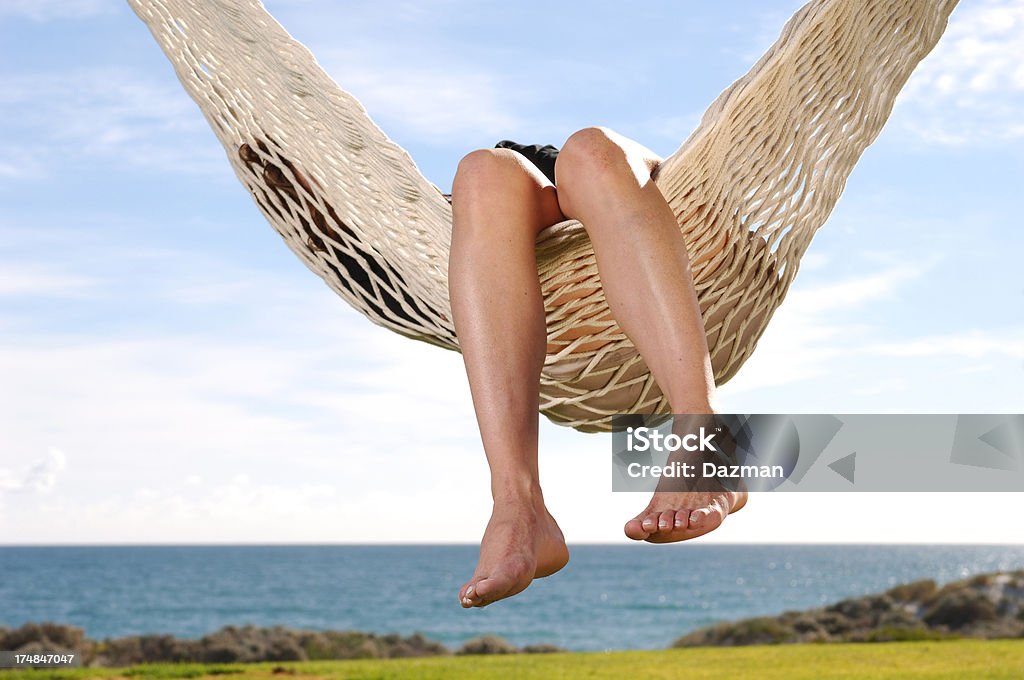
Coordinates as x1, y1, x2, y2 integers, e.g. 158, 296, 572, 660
448, 127, 746, 608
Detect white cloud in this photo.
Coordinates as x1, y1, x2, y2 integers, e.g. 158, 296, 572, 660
863, 330, 1024, 360
718, 256, 1024, 404
784, 257, 939, 315
850, 377, 908, 397
798, 251, 831, 272
317, 49, 525, 145
0, 153, 47, 180
1, 245, 1021, 541
728, 0, 1024, 149
895, 0, 1024, 146
0, 272, 488, 541
719, 262, 927, 395
700, 492, 1024, 545
2, 203, 1020, 542
0, 264, 101, 298
0, 67, 225, 179
0, 448, 66, 494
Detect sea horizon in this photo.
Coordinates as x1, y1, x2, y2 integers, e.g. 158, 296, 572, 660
3, 544, 1023, 651
3, 541, 1023, 546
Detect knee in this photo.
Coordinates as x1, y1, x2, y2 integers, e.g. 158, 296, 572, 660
452, 148, 521, 203
451, 148, 548, 240
554, 126, 628, 189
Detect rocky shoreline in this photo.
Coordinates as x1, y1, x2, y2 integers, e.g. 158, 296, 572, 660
674, 570, 1024, 647
0, 625, 561, 666
4, 571, 1022, 666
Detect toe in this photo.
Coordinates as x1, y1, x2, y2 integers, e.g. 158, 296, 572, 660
641, 513, 659, 534
624, 516, 651, 540
460, 582, 477, 607
471, 577, 508, 607
688, 507, 711, 530
689, 502, 726, 535
657, 510, 676, 532
674, 509, 690, 529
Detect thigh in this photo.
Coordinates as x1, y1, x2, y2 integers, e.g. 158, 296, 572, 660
505, 149, 568, 234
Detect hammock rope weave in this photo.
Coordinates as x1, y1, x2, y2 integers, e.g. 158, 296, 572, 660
128, 0, 958, 432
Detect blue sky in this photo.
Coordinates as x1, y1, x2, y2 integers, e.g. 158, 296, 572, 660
1, 0, 1022, 544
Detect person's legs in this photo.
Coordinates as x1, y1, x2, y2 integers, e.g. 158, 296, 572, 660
553, 127, 746, 542
448, 148, 570, 607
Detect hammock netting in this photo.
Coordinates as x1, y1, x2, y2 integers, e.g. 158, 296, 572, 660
128, 0, 958, 432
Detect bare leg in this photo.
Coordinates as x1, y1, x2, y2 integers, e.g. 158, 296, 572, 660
553, 127, 747, 542
448, 149, 569, 607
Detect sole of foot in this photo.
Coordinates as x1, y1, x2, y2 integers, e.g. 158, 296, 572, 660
459, 504, 568, 608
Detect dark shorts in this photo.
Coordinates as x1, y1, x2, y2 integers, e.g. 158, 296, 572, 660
495, 140, 559, 185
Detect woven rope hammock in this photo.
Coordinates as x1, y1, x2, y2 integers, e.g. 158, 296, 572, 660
129, 0, 957, 432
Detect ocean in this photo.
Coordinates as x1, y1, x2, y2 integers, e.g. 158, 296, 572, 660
1, 544, 1022, 652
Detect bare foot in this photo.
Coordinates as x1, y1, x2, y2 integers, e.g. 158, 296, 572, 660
624, 413, 747, 543
459, 493, 568, 608
624, 487, 747, 543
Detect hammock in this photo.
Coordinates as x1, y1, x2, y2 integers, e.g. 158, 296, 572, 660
128, 0, 958, 432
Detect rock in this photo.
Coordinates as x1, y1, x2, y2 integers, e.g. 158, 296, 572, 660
389, 633, 448, 658
886, 579, 937, 603
674, 617, 794, 647
922, 590, 999, 630
672, 570, 1024, 648
0, 622, 88, 653
456, 635, 519, 655
0, 624, 454, 666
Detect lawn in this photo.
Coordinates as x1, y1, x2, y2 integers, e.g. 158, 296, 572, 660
9, 640, 1024, 680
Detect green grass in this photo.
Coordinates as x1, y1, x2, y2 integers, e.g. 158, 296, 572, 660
8, 640, 1024, 680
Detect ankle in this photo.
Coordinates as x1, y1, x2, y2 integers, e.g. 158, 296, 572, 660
669, 396, 715, 415
667, 385, 716, 415
490, 479, 545, 507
